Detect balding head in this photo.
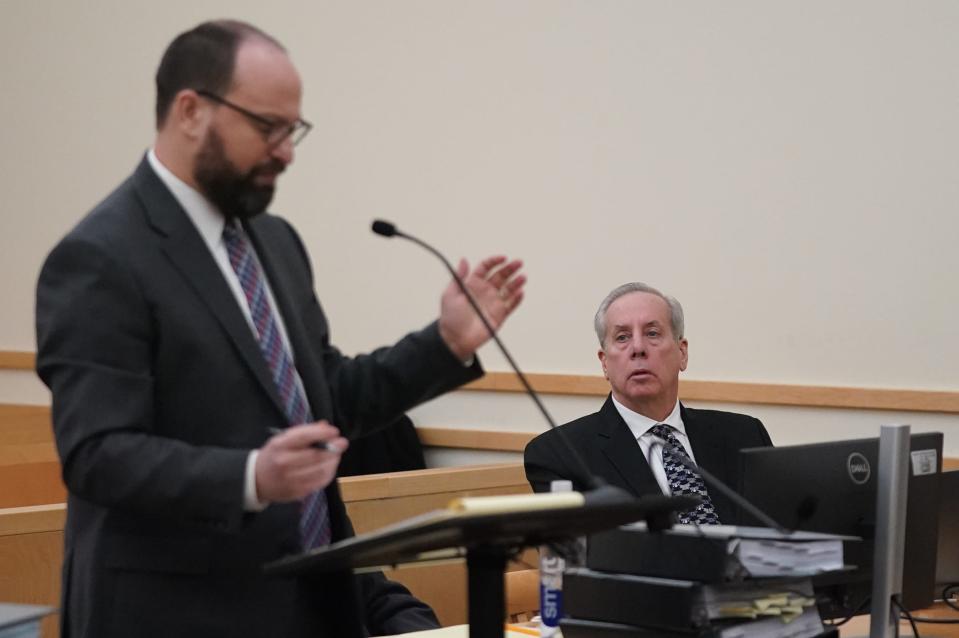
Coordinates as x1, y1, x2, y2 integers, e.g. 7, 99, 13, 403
154, 20, 284, 129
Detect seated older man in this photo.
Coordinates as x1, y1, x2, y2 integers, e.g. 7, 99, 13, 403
524, 282, 772, 524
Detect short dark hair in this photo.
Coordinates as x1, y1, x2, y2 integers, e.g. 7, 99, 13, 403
154, 20, 284, 128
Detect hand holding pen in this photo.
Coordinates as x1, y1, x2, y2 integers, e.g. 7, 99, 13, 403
254, 421, 349, 503
267, 426, 343, 453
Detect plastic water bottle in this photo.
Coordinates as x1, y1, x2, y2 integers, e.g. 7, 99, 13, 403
539, 479, 575, 637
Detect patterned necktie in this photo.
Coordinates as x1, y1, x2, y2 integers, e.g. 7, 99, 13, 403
223, 224, 331, 549
649, 423, 721, 525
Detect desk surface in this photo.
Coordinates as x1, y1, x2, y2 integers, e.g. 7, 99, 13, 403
379, 625, 535, 637
381, 605, 959, 638
837, 603, 959, 638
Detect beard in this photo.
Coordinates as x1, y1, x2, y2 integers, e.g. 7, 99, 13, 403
193, 127, 285, 220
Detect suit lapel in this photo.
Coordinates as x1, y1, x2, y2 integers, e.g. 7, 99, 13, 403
597, 396, 660, 496
682, 404, 728, 483
682, 403, 736, 522
131, 158, 288, 419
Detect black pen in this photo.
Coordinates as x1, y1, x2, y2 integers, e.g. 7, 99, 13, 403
267, 427, 342, 454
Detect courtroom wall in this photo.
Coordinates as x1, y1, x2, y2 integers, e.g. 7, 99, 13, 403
1, 2, 956, 456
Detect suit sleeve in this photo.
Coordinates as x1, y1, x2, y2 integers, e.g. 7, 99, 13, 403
272, 217, 483, 437
357, 571, 440, 636
524, 430, 592, 494
751, 416, 773, 447
36, 234, 248, 531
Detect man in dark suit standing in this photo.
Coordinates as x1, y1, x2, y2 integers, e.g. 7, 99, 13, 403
524, 282, 770, 524
35, 20, 526, 638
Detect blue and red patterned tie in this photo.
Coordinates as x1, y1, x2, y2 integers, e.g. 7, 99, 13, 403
223, 224, 331, 549
650, 423, 721, 525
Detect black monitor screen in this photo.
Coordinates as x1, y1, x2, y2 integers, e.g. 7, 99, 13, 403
737, 432, 943, 618
936, 471, 959, 589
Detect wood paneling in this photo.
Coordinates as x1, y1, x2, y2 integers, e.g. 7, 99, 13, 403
416, 428, 533, 453
339, 463, 527, 502
6, 349, 959, 413
0, 461, 66, 508
505, 568, 540, 622
341, 464, 530, 533
2, 399, 956, 463
0, 404, 51, 432
463, 372, 959, 414
340, 464, 533, 626
0, 351, 34, 370
0, 505, 65, 638
0, 504, 65, 536
0, 406, 64, 508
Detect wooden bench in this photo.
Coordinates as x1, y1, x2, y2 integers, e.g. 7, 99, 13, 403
0, 405, 65, 509
0, 504, 64, 638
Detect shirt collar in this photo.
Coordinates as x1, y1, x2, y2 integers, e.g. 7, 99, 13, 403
147, 148, 227, 252
611, 396, 685, 440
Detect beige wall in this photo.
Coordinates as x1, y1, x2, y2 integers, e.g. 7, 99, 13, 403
2, 2, 957, 455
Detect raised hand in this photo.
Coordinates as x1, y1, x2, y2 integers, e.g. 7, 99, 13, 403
437, 255, 526, 362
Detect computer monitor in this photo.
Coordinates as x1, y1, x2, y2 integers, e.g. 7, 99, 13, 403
737, 432, 943, 618
936, 471, 959, 591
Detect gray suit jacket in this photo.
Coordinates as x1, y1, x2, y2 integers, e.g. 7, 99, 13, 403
36, 156, 481, 638
524, 396, 773, 524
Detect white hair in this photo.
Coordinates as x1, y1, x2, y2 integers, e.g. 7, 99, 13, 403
593, 282, 685, 347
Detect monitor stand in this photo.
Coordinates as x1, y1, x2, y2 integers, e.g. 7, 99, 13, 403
870, 424, 911, 638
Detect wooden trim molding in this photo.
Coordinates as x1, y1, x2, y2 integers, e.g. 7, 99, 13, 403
0, 350, 34, 371
4, 349, 958, 413
0, 404, 51, 432
0, 503, 66, 536
2, 402, 954, 468
463, 372, 959, 414
338, 463, 527, 501
416, 427, 532, 452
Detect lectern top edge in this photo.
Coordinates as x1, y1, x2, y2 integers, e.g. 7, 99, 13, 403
264, 490, 697, 577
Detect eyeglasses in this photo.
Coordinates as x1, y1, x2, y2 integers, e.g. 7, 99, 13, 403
196, 89, 313, 147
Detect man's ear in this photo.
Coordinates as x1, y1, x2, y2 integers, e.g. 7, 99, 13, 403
598, 348, 608, 379
678, 338, 689, 372
168, 89, 210, 142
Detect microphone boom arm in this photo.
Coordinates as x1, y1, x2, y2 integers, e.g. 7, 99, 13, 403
373, 220, 604, 491
398, 231, 557, 429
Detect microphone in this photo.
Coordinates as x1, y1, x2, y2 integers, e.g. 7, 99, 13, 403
649, 435, 792, 534
371, 220, 396, 237
371, 219, 607, 493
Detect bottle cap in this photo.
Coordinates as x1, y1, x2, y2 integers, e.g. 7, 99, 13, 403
549, 479, 573, 493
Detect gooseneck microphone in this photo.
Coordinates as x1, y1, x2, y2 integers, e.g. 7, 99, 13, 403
370, 220, 398, 237
371, 219, 607, 494
371, 220, 552, 424
649, 436, 792, 534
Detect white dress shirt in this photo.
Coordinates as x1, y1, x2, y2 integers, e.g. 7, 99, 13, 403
610, 396, 699, 496
146, 149, 303, 511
